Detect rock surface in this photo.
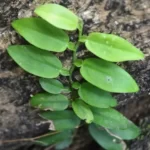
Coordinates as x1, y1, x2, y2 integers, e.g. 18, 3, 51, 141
0, 0, 150, 150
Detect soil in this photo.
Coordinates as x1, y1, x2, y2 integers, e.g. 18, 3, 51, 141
0, 0, 150, 150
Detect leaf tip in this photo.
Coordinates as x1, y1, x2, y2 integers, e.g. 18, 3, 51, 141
133, 83, 140, 93
139, 52, 145, 59
127, 83, 139, 93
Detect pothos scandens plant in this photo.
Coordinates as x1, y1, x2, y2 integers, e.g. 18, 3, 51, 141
7, 3, 144, 150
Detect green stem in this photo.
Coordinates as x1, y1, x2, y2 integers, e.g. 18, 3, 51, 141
69, 19, 83, 83
69, 18, 83, 99
69, 42, 80, 84
68, 42, 81, 101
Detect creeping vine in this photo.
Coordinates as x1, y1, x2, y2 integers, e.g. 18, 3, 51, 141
5, 3, 144, 150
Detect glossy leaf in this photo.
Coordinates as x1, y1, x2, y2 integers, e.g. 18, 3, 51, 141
74, 59, 83, 67
110, 121, 140, 140
60, 68, 70, 76
79, 82, 117, 108
80, 58, 139, 93
79, 35, 87, 43
35, 4, 79, 31
55, 139, 72, 150
39, 78, 64, 94
35, 130, 72, 146
60, 87, 71, 94
12, 18, 69, 52
85, 32, 144, 62
72, 99, 94, 123
39, 110, 80, 131
72, 82, 81, 90
7, 45, 62, 78
91, 107, 128, 129
89, 124, 123, 150
30, 93, 69, 111
68, 42, 76, 51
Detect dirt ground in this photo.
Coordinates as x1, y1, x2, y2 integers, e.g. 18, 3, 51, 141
0, 0, 150, 150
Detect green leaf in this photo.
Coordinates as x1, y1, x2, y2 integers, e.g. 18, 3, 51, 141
55, 139, 72, 150
72, 99, 94, 123
39, 78, 64, 94
7, 45, 62, 78
60, 68, 70, 76
61, 87, 71, 94
89, 124, 123, 150
78, 82, 117, 108
74, 59, 83, 67
39, 110, 80, 131
30, 93, 69, 111
68, 42, 76, 51
79, 35, 87, 43
80, 58, 139, 93
12, 18, 69, 52
78, 18, 84, 37
35, 4, 79, 31
91, 107, 128, 129
110, 121, 140, 140
35, 130, 72, 146
72, 82, 81, 90
85, 32, 144, 62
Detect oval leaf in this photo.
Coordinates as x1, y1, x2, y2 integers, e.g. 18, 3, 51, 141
60, 68, 70, 76
68, 42, 76, 51
35, 130, 72, 146
7, 45, 62, 78
85, 32, 144, 62
89, 124, 123, 150
39, 78, 64, 94
72, 82, 81, 90
35, 4, 79, 31
39, 110, 80, 131
72, 99, 94, 123
79, 82, 117, 108
30, 93, 69, 111
12, 18, 69, 52
91, 107, 128, 129
74, 59, 83, 67
80, 58, 139, 93
110, 121, 140, 140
